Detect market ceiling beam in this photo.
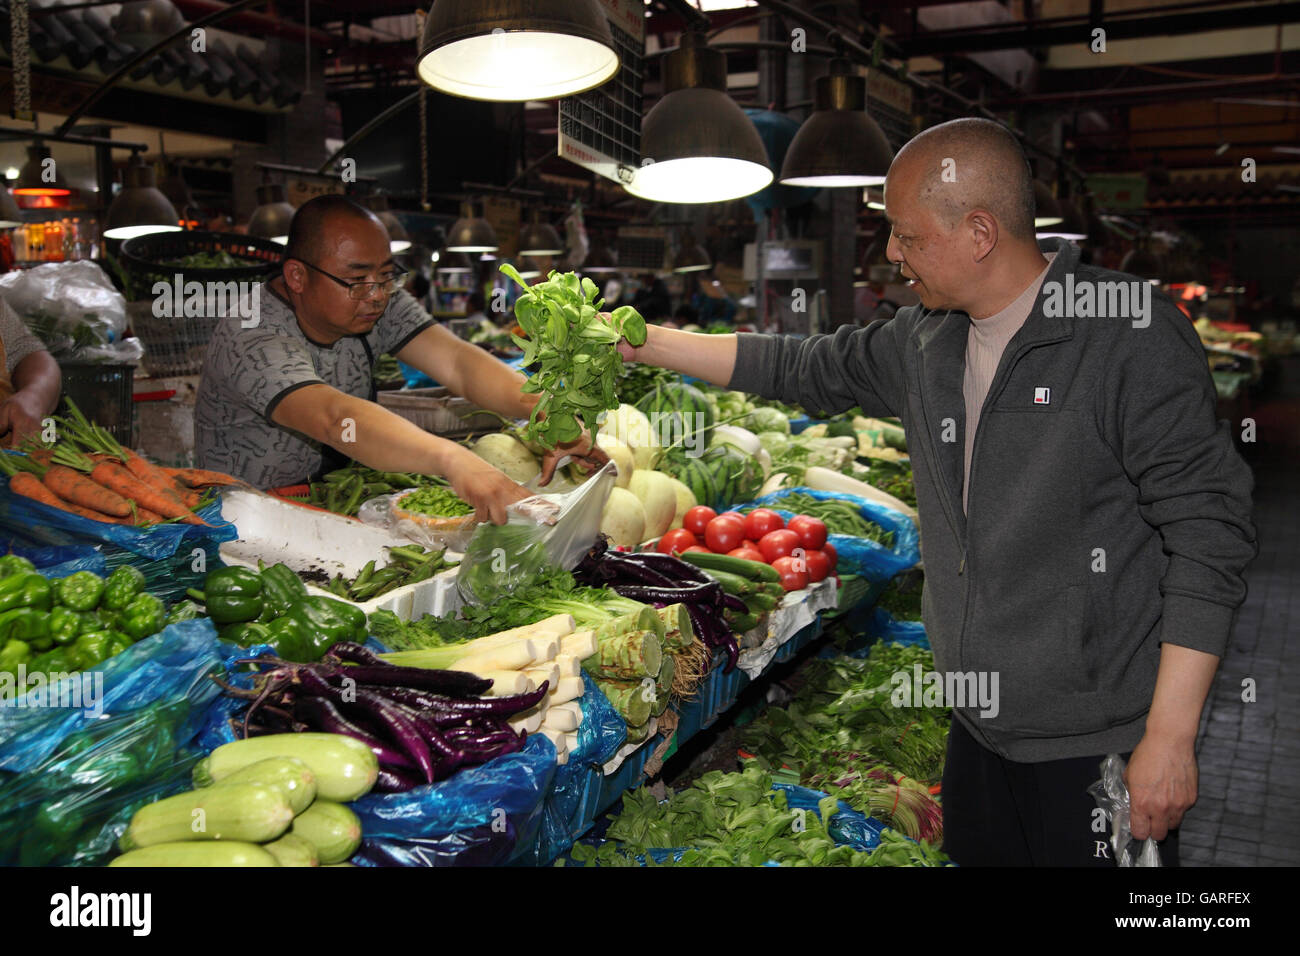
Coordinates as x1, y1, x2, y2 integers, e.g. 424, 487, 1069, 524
889, 1, 1300, 58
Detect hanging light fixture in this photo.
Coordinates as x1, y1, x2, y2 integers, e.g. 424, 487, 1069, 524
0, 184, 24, 228
1033, 180, 1062, 229
103, 153, 181, 240
517, 209, 564, 256
14, 143, 71, 197
417, 0, 619, 102
436, 250, 475, 274
446, 199, 498, 253
247, 181, 295, 244
625, 29, 772, 204
1037, 196, 1087, 241
671, 230, 710, 273
362, 194, 412, 254
780, 58, 892, 187
863, 188, 886, 211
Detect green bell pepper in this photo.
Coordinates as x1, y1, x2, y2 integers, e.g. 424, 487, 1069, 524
285, 596, 364, 660
0, 638, 30, 675
0, 572, 53, 613
28, 647, 75, 680
101, 565, 146, 611
105, 631, 134, 660
77, 608, 114, 636
49, 606, 80, 646
197, 566, 264, 625
262, 616, 313, 662
0, 607, 51, 649
71, 631, 113, 670
259, 563, 308, 619
0, 555, 35, 577
120, 593, 165, 641
55, 572, 103, 612
164, 600, 203, 626
219, 621, 272, 648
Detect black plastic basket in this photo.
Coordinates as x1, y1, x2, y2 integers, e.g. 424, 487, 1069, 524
59, 363, 136, 447
119, 230, 284, 283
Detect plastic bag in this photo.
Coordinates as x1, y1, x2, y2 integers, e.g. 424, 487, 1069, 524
0, 540, 106, 578
741, 486, 920, 582
456, 461, 616, 606
0, 474, 235, 559
522, 672, 627, 865
350, 734, 558, 867
0, 618, 224, 772
1088, 753, 1163, 867
0, 261, 129, 361
847, 607, 930, 657
0, 696, 205, 865
776, 783, 889, 851
357, 488, 478, 552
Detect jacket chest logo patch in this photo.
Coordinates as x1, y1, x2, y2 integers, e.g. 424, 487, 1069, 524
1033, 387, 1051, 405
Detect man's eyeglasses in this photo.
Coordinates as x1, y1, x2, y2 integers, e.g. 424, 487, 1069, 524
293, 259, 408, 301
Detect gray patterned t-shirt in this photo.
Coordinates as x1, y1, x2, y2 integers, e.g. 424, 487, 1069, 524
195, 286, 433, 488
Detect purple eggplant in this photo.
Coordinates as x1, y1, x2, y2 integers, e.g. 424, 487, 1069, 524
317, 663, 492, 698
290, 694, 417, 769
322, 642, 389, 666
609, 582, 720, 604
374, 766, 424, 793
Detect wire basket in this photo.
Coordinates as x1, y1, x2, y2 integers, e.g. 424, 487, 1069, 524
129, 300, 222, 378
377, 388, 503, 437
118, 230, 283, 284
58, 363, 135, 447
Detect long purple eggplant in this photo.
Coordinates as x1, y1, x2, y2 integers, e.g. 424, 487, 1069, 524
374, 766, 424, 793
317, 663, 492, 698
623, 550, 713, 585
290, 693, 417, 769
721, 593, 748, 614
609, 582, 720, 604
322, 642, 389, 666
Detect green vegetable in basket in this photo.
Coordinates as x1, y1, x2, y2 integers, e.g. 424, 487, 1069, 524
55, 572, 102, 612
71, 631, 114, 670
101, 566, 146, 611
0, 637, 31, 675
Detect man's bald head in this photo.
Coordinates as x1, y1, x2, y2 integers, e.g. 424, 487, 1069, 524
889, 117, 1036, 242
284, 195, 384, 264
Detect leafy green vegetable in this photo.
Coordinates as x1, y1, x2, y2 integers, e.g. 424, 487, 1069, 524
500, 264, 647, 450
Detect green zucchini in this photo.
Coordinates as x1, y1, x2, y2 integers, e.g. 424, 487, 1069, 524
194, 733, 379, 802
110, 841, 280, 867
264, 832, 320, 867
701, 568, 759, 596
291, 800, 362, 865
120, 783, 295, 851
728, 613, 760, 633
202, 757, 318, 814
678, 550, 781, 583
743, 591, 781, 613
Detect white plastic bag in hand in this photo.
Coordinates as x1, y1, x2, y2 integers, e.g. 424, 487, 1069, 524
1087, 753, 1163, 867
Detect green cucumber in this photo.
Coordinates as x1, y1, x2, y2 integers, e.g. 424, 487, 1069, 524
264, 832, 319, 867
728, 612, 760, 633
743, 591, 780, 613
701, 568, 759, 596
120, 783, 294, 850
110, 841, 279, 867
291, 800, 362, 865
194, 733, 379, 802
678, 550, 781, 583
202, 757, 318, 814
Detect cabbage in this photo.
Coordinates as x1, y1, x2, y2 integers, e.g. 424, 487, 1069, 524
757, 431, 792, 457
744, 406, 790, 434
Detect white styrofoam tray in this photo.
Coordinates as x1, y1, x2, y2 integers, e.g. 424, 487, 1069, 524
218, 488, 463, 620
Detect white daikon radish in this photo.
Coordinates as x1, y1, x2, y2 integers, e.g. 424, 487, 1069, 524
539, 727, 565, 749
559, 629, 598, 660
480, 671, 532, 696
803, 465, 917, 520
524, 663, 560, 692
548, 676, 585, 704
555, 654, 582, 678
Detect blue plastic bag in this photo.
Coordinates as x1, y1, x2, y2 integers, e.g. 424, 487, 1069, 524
350, 734, 558, 867
522, 672, 627, 865
0, 541, 106, 577
849, 607, 930, 655
0, 473, 235, 559
741, 486, 920, 582
775, 783, 888, 851
0, 618, 224, 772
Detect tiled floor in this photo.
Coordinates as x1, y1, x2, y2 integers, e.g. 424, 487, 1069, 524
1180, 357, 1300, 867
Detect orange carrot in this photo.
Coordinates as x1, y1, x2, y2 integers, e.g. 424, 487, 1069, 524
132, 507, 165, 526
24, 448, 56, 467
165, 467, 246, 488
11, 472, 129, 524
90, 461, 208, 526
43, 465, 134, 517
122, 451, 202, 505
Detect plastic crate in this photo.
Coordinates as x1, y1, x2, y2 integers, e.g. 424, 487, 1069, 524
377, 388, 505, 437
58, 362, 135, 446
118, 230, 283, 283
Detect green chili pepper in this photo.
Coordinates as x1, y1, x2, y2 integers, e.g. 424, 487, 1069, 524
101, 565, 146, 611
54, 572, 102, 612
120, 593, 166, 641
0, 607, 51, 649
0, 555, 36, 577
0, 572, 53, 613
199, 566, 264, 624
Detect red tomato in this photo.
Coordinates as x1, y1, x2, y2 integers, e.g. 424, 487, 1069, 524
743, 540, 758, 550
743, 508, 785, 542
803, 549, 831, 583
683, 506, 716, 538
704, 515, 746, 553
758, 529, 802, 564
787, 515, 828, 551
658, 528, 698, 555
728, 546, 765, 563
770, 555, 810, 592
683, 545, 711, 554
822, 542, 838, 571
718, 511, 746, 522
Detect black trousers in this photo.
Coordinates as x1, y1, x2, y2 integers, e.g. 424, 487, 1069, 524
940, 717, 1180, 867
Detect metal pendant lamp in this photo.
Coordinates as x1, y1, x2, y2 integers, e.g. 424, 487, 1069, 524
248, 182, 296, 244
780, 59, 892, 187
625, 30, 772, 205
14, 143, 72, 197
417, 0, 619, 102
446, 199, 498, 253
103, 153, 181, 240
1033, 180, 1062, 229
517, 210, 564, 256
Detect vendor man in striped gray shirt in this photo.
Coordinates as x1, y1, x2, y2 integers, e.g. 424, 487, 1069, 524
197, 195, 604, 523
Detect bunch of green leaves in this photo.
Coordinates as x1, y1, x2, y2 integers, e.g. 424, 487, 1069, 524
877, 572, 924, 622
500, 264, 647, 450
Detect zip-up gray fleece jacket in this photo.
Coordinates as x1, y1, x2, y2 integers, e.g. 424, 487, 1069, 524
730, 238, 1256, 761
